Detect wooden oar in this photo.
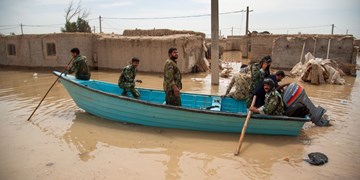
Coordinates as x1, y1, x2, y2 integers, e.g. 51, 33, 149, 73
234, 95, 257, 156
27, 58, 73, 121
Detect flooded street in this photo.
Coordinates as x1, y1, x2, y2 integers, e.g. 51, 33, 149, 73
0, 62, 359, 179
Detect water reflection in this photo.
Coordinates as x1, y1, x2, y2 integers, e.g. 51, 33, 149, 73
61, 110, 306, 178
1, 65, 359, 179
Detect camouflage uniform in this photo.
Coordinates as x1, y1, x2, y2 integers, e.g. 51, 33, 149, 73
118, 65, 140, 99
249, 63, 266, 93
225, 73, 251, 100
163, 59, 182, 106
258, 88, 284, 115
68, 55, 91, 80
246, 63, 265, 107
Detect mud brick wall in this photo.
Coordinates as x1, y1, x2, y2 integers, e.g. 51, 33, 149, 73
96, 34, 204, 73
271, 35, 355, 69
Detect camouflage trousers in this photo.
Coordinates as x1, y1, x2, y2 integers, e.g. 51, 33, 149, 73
165, 90, 181, 106
120, 85, 140, 99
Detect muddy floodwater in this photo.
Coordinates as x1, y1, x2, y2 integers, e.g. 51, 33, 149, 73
0, 63, 359, 179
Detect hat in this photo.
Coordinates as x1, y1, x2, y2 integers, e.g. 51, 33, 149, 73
262, 55, 272, 63
263, 78, 275, 89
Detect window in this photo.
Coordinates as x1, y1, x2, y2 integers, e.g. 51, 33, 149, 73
7, 44, 16, 56
46, 43, 56, 56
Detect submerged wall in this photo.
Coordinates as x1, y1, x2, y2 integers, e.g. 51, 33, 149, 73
96, 34, 204, 73
249, 35, 282, 63
271, 35, 355, 70
0, 33, 96, 67
0, 31, 205, 73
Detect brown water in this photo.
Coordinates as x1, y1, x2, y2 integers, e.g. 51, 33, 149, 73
0, 64, 359, 179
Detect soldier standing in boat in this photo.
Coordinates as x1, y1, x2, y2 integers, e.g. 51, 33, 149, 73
249, 78, 284, 115
118, 57, 142, 99
246, 55, 272, 107
66, 48, 91, 80
163, 47, 182, 106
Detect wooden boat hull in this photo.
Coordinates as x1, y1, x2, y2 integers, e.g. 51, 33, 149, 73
54, 71, 309, 136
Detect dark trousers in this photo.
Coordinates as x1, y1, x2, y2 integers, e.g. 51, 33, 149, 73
76, 74, 91, 80
165, 90, 181, 106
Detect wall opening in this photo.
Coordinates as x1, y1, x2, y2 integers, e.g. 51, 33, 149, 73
46, 43, 56, 56
7, 44, 16, 56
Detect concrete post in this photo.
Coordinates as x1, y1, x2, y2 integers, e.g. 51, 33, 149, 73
20, 23, 23, 35
211, 0, 219, 85
245, 6, 249, 35
99, 16, 102, 33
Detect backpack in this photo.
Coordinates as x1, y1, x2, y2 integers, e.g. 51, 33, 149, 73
284, 102, 310, 117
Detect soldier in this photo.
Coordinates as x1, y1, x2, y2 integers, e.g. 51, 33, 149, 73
66, 48, 91, 80
118, 57, 142, 99
253, 70, 290, 107
221, 72, 251, 100
163, 47, 182, 106
249, 78, 284, 115
246, 55, 272, 107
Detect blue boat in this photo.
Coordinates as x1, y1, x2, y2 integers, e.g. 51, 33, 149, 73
54, 71, 310, 136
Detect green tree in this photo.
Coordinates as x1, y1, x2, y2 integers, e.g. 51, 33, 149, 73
61, 0, 91, 33
76, 17, 91, 32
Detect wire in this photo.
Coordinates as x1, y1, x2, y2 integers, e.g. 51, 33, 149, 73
252, 24, 332, 31
103, 10, 246, 20
0, 26, 18, 30
22, 24, 63, 27
0, 24, 19, 27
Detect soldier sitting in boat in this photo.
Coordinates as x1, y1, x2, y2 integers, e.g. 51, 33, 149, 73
66, 48, 91, 80
252, 70, 290, 107
118, 57, 142, 99
249, 78, 284, 115
221, 69, 251, 100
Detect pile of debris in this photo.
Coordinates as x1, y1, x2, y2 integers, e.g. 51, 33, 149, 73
290, 52, 345, 85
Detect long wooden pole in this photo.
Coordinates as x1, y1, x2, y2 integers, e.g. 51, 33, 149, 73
27, 58, 73, 121
234, 95, 256, 156
326, 39, 331, 59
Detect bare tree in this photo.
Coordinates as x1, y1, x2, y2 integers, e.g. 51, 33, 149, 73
62, 0, 91, 33
64, 0, 89, 22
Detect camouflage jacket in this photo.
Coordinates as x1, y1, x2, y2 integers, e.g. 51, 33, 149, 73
163, 59, 182, 91
226, 73, 251, 100
68, 55, 91, 79
249, 63, 265, 93
119, 65, 137, 89
259, 88, 284, 115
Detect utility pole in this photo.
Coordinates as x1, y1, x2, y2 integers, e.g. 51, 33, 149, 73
99, 16, 103, 33
211, 0, 219, 85
93, 26, 96, 33
346, 29, 348, 35
245, 6, 249, 35
231, 27, 234, 36
20, 23, 23, 35
331, 24, 334, 35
